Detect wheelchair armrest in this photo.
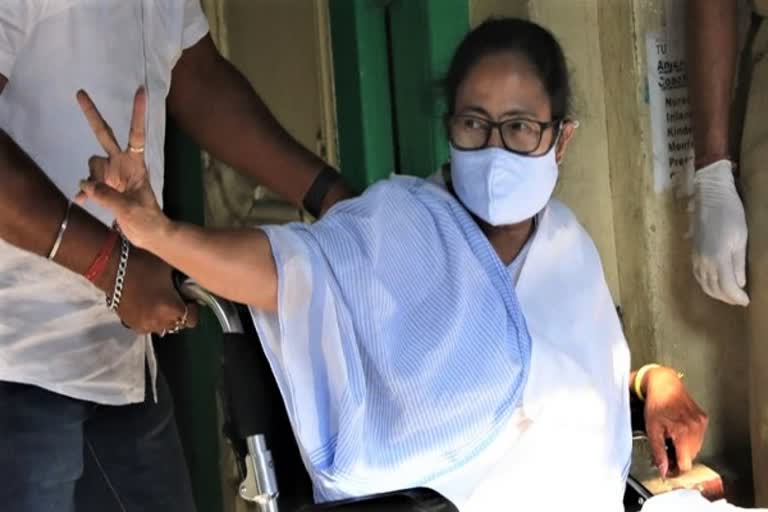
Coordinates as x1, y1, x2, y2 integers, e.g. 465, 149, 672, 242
298, 488, 458, 512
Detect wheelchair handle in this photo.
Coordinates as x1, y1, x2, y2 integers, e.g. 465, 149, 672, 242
176, 274, 244, 334
175, 273, 280, 511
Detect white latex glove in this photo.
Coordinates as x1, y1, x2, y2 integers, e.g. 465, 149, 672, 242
691, 160, 749, 306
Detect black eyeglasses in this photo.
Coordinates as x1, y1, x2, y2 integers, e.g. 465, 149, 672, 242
447, 114, 563, 155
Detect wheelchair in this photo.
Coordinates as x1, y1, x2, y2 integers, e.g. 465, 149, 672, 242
179, 278, 654, 512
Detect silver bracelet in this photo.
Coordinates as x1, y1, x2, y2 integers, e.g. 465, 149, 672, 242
48, 201, 72, 260
106, 236, 130, 312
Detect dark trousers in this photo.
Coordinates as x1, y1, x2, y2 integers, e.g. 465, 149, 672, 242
0, 371, 196, 512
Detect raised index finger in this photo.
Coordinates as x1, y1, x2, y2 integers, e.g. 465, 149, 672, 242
127, 87, 146, 157
77, 90, 121, 157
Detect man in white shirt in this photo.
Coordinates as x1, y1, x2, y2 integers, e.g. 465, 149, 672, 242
0, 1, 350, 511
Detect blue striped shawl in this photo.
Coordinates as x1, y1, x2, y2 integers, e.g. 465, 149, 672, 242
251, 176, 531, 501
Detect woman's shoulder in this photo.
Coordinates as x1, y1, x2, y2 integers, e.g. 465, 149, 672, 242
368, 174, 449, 195
542, 198, 577, 225
367, 174, 425, 194
326, 175, 454, 215
541, 199, 601, 259
543, 199, 586, 234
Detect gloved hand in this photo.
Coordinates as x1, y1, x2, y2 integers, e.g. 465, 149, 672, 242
691, 159, 749, 306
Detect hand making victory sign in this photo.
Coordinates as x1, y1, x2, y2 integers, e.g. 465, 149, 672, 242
75, 85, 281, 312
76, 87, 170, 250
77, 87, 198, 335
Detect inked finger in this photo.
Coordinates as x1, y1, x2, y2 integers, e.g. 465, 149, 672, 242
671, 430, 693, 474
647, 423, 669, 478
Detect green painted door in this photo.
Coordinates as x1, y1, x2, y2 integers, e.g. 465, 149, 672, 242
330, 0, 469, 186
388, 0, 469, 177
160, 120, 222, 512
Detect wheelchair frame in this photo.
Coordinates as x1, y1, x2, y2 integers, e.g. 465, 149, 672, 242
179, 278, 653, 512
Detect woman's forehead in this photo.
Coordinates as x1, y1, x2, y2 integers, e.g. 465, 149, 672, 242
455, 52, 551, 118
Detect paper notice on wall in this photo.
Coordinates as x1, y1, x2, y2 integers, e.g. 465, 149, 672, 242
646, 32, 694, 196
652, 0, 751, 196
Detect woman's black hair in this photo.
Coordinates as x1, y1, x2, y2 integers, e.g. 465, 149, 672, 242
443, 18, 571, 119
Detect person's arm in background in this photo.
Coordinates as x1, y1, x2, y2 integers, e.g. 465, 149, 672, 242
688, 0, 737, 168
0, 75, 191, 334
168, 35, 354, 216
687, 0, 749, 306
631, 365, 708, 478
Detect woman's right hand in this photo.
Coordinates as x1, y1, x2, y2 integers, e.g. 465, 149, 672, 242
643, 366, 708, 478
75, 87, 170, 250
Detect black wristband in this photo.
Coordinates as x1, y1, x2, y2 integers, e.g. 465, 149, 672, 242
302, 165, 341, 218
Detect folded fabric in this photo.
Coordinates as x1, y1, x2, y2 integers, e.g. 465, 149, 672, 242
250, 176, 532, 501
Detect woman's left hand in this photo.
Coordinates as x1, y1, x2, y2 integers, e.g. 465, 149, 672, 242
75, 87, 169, 250
643, 366, 708, 478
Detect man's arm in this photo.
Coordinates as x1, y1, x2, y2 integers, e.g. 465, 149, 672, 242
167, 35, 354, 215
0, 77, 114, 283
686, 1, 749, 306
687, 0, 738, 167
0, 76, 191, 334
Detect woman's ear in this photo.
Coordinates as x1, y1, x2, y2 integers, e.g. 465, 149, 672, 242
555, 120, 579, 163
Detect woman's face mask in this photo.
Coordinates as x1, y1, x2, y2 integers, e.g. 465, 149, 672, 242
450, 144, 559, 226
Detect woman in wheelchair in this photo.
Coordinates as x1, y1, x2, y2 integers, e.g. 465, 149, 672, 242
77, 18, 707, 511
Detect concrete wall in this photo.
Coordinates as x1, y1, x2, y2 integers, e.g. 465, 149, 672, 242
472, 0, 752, 484
201, 0, 334, 229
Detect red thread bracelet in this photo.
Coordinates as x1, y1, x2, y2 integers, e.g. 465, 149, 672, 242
85, 230, 119, 283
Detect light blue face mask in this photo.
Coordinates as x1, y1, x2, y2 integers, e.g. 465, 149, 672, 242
449, 144, 559, 226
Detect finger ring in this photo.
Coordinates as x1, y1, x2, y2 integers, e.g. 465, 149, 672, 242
165, 304, 190, 335
168, 320, 185, 334
128, 145, 145, 154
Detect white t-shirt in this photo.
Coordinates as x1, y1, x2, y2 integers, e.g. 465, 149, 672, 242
0, 0, 208, 404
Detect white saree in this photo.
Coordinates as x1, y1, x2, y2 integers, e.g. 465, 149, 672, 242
250, 176, 632, 510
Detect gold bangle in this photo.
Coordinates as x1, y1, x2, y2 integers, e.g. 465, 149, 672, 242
634, 363, 661, 401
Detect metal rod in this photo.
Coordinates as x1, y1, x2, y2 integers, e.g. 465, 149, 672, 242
179, 279, 244, 334
177, 278, 279, 511
245, 434, 280, 511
